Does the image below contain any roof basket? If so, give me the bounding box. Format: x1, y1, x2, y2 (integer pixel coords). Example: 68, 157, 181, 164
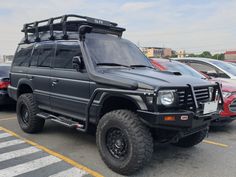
22, 14, 124, 43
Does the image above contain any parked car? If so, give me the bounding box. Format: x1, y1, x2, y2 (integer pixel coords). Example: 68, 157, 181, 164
176, 58, 236, 85
0, 64, 14, 105
8, 14, 223, 175
225, 60, 236, 67
151, 58, 236, 126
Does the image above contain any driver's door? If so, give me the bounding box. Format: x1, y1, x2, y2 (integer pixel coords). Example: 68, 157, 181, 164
50, 41, 90, 120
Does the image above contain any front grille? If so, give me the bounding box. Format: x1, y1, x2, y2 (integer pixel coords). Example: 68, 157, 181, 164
229, 100, 236, 112
178, 87, 210, 111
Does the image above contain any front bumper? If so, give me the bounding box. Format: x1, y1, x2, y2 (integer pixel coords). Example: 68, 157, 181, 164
211, 116, 236, 126
137, 110, 218, 130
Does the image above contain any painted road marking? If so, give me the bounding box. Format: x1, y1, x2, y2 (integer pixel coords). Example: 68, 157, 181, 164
0, 139, 24, 149
0, 126, 103, 177
49, 167, 88, 177
0, 117, 16, 121
0, 155, 61, 177
0, 132, 12, 139
203, 140, 228, 148
0, 146, 41, 162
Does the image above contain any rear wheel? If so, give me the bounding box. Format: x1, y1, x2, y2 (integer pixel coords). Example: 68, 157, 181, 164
172, 129, 208, 148
96, 110, 153, 175
17, 93, 45, 133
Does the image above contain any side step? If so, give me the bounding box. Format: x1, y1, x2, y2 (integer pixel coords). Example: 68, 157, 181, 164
37, 112, 86, 132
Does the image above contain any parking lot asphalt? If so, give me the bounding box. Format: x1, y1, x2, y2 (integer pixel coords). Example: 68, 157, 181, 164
0, 105, 236, 177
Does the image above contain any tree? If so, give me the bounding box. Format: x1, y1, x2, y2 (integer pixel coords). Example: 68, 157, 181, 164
199, 51, 212, 58
212, 53, 224, 60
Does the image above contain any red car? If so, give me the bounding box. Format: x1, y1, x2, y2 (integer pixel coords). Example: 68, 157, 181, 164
150, 58, 236, 126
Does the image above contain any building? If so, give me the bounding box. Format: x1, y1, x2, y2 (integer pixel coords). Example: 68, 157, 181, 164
177, 50, 186, 58
140, 47, 172, 58
2, 55, 14, 63
225, 51, 236, 60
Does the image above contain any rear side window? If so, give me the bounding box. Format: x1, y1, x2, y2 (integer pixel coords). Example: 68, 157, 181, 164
30, 42, 55, 67
13, 43, 34, 67
54, 41, 81, 69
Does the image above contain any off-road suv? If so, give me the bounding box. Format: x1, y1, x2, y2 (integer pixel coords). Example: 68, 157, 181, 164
9, 14, 223, 175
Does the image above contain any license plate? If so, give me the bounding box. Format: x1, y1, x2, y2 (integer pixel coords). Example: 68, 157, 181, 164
203, 101, 218, 114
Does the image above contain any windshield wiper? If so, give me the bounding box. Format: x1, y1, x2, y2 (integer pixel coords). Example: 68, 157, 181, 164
97, 63, 130, 68
130, 64, 154, 69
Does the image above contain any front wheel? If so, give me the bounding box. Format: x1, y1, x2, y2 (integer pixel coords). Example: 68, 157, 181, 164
172, 129, 208, 148
96, 110, 153, 175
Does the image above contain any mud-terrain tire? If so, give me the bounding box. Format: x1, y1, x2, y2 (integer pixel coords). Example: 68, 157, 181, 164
96, 109, 153, 175
172, 129, 208, 148
17, 93, 45, 133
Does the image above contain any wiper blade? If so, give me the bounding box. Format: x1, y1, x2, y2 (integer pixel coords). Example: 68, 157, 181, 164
97, 63, 130, 68
130, 64, 154, 69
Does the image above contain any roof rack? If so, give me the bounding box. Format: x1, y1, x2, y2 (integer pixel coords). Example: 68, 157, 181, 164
22, 14, 125, 43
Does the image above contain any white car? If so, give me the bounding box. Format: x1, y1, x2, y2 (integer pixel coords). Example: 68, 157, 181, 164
176, 57, 236, 85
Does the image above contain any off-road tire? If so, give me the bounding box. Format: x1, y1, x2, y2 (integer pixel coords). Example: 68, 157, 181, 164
172, 129, 208, 148
17, 93, 45, 133
96, 109, 153, 175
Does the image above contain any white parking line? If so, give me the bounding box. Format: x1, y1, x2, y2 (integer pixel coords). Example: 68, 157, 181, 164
0, 133, 12, 139
49, 167, 88, 177
0, 155, 61, 177
0, 139, 24, 149
0, 146, 41, 162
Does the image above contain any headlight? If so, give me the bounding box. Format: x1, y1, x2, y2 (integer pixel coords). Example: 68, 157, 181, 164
222, 91, 231, 98
157, 90, 175, 106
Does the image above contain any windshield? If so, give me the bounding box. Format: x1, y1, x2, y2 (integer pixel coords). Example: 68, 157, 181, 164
85, 33, 153, 68
0, 65, 10, 77
210, 60, 236, 76
229, 62, 236, 67
158, 61, 206, 79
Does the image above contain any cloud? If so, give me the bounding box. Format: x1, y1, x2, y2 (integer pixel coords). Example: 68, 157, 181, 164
0, 0, 235, 55
121, 2, 155, 12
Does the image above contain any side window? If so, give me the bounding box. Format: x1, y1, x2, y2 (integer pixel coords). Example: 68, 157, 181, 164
189, 62, 229, 78
54, 41, 82, 69
30, 43, 55, 67
189, 62, 217, 74
13, 43, 34, 67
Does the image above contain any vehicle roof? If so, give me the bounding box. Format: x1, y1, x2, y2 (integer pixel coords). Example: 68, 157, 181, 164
175, 57, 219, 62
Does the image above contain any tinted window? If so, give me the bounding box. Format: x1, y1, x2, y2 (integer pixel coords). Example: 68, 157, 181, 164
30, 43, 55, 67
0, 65, 10, 77
210, 60, 236, 76
13, 44, 33, 67
54, 41, 81, 69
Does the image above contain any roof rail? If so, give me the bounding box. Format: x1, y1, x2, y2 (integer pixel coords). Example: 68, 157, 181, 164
22, 14, 124, 43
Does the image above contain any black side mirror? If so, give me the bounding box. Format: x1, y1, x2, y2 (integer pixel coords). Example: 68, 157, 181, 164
72, 56, 83, 71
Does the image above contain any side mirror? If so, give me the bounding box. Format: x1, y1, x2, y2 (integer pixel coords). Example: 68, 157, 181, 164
72, 56, 83, 71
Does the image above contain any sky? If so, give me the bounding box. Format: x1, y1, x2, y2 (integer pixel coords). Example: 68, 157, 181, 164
0, 0, 236, 55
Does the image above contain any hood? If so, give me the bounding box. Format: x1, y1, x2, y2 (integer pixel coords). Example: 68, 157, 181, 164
101, 68, 212, 89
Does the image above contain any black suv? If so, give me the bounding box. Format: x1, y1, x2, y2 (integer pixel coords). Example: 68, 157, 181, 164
9, 14, 223, 175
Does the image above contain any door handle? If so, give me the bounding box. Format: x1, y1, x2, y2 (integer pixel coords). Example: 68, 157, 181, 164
52, 79, 59, 86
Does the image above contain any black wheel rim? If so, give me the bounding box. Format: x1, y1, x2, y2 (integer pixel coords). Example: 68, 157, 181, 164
20, 104, 30, 125
106, 128, 129, 159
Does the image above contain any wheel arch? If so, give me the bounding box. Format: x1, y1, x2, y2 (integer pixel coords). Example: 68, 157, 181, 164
17, 79, 33, 98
